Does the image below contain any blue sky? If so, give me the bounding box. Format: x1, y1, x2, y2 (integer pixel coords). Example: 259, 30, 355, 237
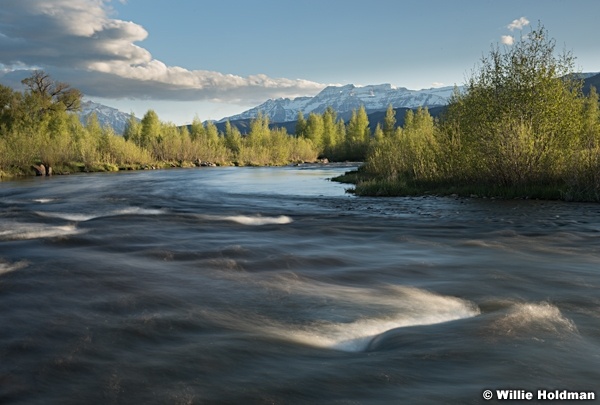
1, 0, 599, 124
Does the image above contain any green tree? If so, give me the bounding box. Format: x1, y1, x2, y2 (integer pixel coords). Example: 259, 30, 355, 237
365, 107, 438, 181
140, 109, 161, 149
345, 106, 371, 160
383, 104, 396, 138
322, 107, 339, 154
21, 70, 82, 116
247, 113, 270, 147
204, 121, 220, 145
373, 123, 384, 142
580, 86, 600, 149
224, 120, 242, 156
295, 111, 307, 138
0, 84, 22, 131
189, 116, 206, 142
441, 23, 584, 185
306, 112, 324, 150
123, 113, 142, 145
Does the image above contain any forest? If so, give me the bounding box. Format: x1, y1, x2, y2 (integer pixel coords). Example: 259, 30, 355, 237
1, 26, 599, 201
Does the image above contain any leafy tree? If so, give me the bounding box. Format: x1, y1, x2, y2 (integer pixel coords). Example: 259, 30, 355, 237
580, 86, 600, 149
345, 106, 371, 160
305, 112, 324, 150
0, 84, 22, 131
373, 123, 385, 142
204, 120, 220, 145
123, 113, 142, 145
295, 111, 307, 138
322, 107, 339, 153
224, 120, 242, 156
189, 116, 206, 141
140, 109, 161, 149
383, 104, 396, 138
365, 107, 438, 181
21, 70, 82, 116
441, 23, 584, 185
247, 113, 270, 147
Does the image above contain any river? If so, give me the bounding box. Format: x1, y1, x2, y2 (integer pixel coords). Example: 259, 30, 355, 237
1, 164, 599, 404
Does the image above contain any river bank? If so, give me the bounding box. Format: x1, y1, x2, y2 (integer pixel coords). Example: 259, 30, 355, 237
332, 166, 600, 202
0, 157, 334, 181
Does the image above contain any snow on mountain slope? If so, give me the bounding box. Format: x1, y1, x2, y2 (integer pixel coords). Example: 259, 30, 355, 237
219, 83, 456, 123
78, 100, 137, 134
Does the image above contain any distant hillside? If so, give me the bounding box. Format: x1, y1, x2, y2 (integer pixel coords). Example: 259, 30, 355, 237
583, 72, 600, 95
212, 106, 448, 135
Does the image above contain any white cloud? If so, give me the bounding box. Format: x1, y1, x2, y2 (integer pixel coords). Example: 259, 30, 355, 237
431, 82, 445, 88
507, 17, 530, 31
501, 35, 515, 45
0, 0, 325, 103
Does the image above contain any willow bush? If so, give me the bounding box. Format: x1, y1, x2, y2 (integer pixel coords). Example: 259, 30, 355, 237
353, 24, 600, 201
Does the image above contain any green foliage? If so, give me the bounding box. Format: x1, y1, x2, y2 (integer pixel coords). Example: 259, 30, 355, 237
140, 109, 161, 149
322, 107, 340, 154
441, 24, 584, 184
345, 106, 371, 160
351, 24, 600, 201
0, 84, 23, 130
0, 71, 320, 177
236, 114, 318, 166
305, 113, 324, 150
21, 70, 82, 115
383, 104, 396, 138
224, 121, 242, 156
123, 113, 141, 144
365, 107, 438, 181
295, 111, 307, 138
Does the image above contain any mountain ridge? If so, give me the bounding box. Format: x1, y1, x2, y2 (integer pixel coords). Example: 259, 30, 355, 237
78, 100, 138, 134
218, 83, 456, 123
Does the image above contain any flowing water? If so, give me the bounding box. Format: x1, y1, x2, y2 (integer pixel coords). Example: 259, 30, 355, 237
1, 164, 599, 404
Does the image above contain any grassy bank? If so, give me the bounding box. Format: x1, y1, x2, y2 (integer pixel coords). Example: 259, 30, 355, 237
333, 167, 599, 202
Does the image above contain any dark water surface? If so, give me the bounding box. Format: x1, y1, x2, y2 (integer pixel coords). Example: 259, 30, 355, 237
1, 165, 599, 404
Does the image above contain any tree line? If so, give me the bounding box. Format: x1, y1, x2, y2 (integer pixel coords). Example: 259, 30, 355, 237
0, 71, 380, 178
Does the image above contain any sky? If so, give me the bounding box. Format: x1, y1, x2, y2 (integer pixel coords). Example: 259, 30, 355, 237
1, 0, 599, 124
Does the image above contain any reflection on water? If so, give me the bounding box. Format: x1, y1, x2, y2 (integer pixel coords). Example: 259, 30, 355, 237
1, 164, 599, 404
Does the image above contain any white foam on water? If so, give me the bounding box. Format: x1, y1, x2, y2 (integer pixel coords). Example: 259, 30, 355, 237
259, 282, 479, 352
201, 214, 293, 226
35, 207, 165, 222
37, 212, 99, 222
491, 302, 578, 338
0, 260, 28, 275
285, 309, 476, 352
113, 207, 165, 216
33, 198, 55, 203
0, 223, 82, 240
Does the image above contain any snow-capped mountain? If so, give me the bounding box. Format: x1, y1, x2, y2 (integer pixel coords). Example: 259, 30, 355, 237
219, 83, 456, 123
78, 100, 137, 134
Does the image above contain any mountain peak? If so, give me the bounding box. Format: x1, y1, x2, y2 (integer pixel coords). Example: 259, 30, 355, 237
78, 100, 138, 134
219, 83, 455, 123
